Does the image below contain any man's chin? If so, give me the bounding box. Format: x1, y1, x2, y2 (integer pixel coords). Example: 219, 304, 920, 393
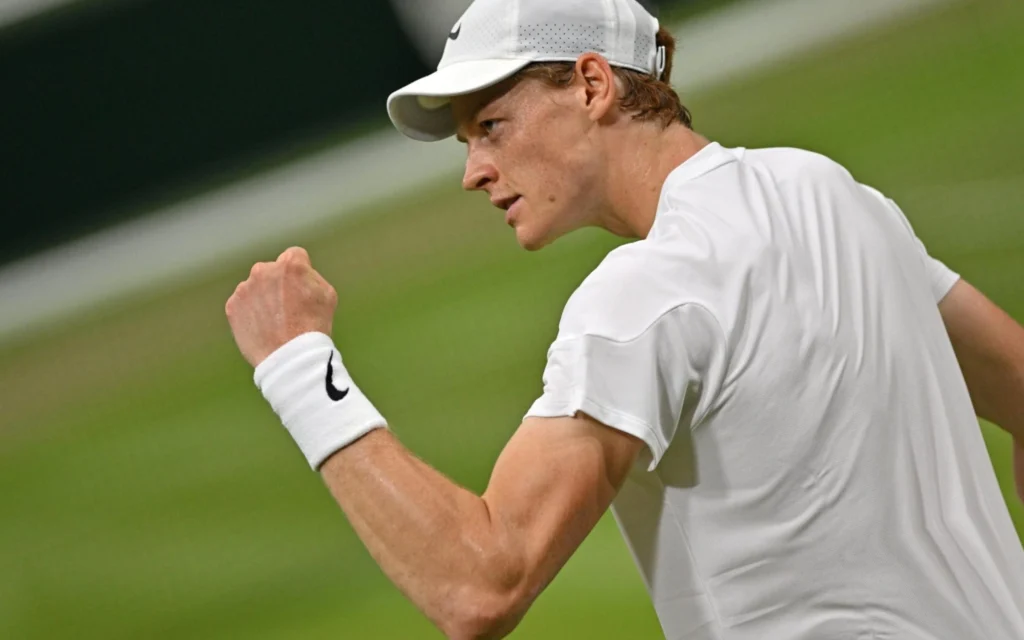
515, 226, 550, 252
514, 221, 569, 251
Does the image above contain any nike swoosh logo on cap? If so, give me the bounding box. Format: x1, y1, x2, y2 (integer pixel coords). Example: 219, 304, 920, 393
448, 23, 461, 40
325, 351, 350, 402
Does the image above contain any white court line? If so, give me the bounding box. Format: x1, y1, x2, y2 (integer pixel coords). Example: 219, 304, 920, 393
0, 0, 88, 29
0, 0, 954, 345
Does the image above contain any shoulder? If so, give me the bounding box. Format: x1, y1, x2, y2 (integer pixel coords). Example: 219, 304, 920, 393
658, 145, 860, 216
744, 146, 855, 182
558, 243, 646, 341
558, 240, 719, 343
748, 148, 902, 215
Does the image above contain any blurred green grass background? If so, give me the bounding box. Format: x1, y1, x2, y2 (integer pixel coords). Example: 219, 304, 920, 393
2, 1, 1023, 637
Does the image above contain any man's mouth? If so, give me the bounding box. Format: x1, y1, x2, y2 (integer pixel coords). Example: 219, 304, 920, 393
492, 194, 520, 211
492, 195, 522, 226
504, 196, 522, 226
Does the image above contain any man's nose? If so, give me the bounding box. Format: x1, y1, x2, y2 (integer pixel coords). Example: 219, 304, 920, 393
462, 151, 497, 192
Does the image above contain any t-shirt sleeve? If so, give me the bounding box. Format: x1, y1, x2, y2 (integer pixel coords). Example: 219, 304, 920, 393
525, 302, 723, 471
862, 184, 960, 302
921, 246, 961, 303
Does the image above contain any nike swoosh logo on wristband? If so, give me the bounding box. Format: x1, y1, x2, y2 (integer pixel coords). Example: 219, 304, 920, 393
325, 351, 350, 402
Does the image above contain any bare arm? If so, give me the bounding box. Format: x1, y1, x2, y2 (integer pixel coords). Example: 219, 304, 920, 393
939, 279, 1024, 438
225, 247, 644, 638
319, 415, 644, 640
939, 279, 1024, 499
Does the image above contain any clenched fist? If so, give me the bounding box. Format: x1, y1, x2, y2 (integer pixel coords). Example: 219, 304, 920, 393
226, 247, 338, 368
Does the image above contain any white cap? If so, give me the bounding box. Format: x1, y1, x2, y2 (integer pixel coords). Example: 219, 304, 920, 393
387, 0, 664, 142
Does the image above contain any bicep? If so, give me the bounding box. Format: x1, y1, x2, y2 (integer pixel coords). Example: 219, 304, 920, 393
939, 279, 1024, 436
482, 415, 643, 601
939, 279, 1024, 369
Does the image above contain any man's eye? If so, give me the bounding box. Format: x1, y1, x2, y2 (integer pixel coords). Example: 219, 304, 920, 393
480, 119, 497, 134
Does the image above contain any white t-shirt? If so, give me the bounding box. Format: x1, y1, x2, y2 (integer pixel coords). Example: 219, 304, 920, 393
526, 143, 1024, 639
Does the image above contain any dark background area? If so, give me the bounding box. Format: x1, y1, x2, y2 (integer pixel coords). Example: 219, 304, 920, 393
0, 0, 679, 267
0, 0, 431, 265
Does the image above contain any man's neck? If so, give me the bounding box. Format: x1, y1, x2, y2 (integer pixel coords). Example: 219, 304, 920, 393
600, 124, 709, 239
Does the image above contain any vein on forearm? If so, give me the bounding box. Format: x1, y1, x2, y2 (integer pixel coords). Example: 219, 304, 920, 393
319, 430, 521, 622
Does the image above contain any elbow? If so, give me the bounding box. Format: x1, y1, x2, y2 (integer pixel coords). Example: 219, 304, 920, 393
433, 524, 534, 639
437, 585, 530, 640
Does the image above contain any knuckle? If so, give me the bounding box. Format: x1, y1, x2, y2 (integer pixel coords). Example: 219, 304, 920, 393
226, 280, 250, 310
323, 287, 338, 308
279, 246, 309, 263
251, 261, 283, 280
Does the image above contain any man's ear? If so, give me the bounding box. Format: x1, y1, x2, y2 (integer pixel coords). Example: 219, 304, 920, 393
573, 53, 618, 122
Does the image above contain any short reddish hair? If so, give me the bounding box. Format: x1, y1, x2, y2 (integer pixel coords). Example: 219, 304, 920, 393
515, 27, 692, 129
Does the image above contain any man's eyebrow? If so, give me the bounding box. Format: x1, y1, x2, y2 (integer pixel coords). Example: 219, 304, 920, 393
455, 105, 489, 145
454, 90, 506, 144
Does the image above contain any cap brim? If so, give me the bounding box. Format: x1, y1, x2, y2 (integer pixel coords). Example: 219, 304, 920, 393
387, 58, 532, 142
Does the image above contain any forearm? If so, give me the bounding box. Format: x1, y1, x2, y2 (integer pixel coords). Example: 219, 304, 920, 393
319, 429, 524, 639
242, 328, 524, 636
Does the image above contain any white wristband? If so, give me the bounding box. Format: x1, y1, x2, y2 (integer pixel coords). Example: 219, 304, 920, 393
254, 332, 387, 470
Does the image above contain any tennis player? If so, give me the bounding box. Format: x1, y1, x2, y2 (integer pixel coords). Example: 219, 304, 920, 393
226, 0, 1024, 637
